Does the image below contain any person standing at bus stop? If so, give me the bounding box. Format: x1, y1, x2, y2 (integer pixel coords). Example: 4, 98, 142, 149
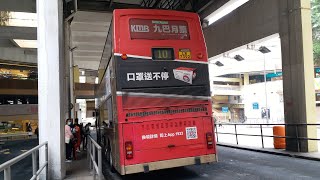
73, 118, 81, 153
65, 119, 73, 162
83, 122, 91, 150
27, 122, 32, 137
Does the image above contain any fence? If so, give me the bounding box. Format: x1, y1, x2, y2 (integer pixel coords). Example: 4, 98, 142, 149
87, 135, 103, 180
0, 141, 48, 180
215, 123, 320, 152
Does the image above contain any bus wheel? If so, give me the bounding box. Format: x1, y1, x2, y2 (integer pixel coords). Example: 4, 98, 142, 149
107, 145, 116, 173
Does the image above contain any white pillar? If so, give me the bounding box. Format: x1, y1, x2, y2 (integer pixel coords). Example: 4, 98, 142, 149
37, 0, 66, 179
65, 19, 75, 119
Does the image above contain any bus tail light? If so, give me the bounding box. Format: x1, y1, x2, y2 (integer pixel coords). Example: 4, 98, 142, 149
197, 53, 203, 59
121, 54, 128, 60
206, 132, 213, 149
125, 141, 133, 159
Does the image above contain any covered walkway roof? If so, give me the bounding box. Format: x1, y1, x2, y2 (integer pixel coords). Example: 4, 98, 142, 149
0, 0, 219, 71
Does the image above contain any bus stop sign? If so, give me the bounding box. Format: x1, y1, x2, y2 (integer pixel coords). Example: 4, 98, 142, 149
253, 102, 259, 110
222, 107, 228, 113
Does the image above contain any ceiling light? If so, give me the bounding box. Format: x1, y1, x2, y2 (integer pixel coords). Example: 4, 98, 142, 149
234, 55, 245, 61
13, 39, 37, 48
258, 46, 271, 54
215, 61, 224, 67
205, 0, 249, 25
223, 53, 245, 61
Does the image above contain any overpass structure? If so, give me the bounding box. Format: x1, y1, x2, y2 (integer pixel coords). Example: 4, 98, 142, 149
0, 0, 317, 179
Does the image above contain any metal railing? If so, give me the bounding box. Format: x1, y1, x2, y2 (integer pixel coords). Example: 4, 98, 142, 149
215, 123, 320, 152
87, 135, 103, 180
0, 141, 48, 180
0, 133, 36, 141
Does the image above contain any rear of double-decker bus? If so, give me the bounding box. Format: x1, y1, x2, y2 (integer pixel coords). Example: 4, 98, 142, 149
105, 9, 217, 175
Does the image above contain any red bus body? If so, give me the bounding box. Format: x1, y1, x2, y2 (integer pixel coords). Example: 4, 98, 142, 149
96, 9, 217, 175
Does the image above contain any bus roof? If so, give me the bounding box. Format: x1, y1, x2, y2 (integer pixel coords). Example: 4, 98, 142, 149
112, 9, 208, 62
114, 9, 200, 20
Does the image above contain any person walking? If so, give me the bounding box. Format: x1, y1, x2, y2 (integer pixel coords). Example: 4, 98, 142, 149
65, 119, 73, 162
27, 122, 33, 137
74, 119, 81, 153
83, 123, 91, 150
79, 123, 84, 149
35, 127, 39, 139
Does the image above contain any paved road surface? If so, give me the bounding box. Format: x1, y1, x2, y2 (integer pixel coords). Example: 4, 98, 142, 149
2, 139, 320, 180
109, 146, 320, 180
0, 139, 38, 180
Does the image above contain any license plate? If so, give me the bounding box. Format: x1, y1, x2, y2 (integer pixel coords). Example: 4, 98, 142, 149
179, 49, 191, 60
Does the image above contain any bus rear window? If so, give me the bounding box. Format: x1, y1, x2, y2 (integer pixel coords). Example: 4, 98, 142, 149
129, 18, 190, 40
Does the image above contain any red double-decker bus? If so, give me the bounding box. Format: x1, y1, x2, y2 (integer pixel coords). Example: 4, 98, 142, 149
96, 9, 217, 175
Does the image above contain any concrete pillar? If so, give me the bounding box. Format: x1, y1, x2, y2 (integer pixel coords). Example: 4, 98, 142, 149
243, 73, 249, 85
65, 20, 71, 119
71, 65, 78, 119
280, 0, 317, 152
37, 0, 66, 179
65, 20, 76, 119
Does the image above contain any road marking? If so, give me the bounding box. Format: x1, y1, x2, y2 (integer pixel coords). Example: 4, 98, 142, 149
21, 150, 28, 152
4, 152, 10, 155
0, 149, 10, 153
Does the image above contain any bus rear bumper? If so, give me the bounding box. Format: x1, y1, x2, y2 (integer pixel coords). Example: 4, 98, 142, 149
122, 154, 217, 175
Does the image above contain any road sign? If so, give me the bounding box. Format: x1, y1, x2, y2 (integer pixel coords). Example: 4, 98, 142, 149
253, 102, 259, 110
222, 107, 229, 113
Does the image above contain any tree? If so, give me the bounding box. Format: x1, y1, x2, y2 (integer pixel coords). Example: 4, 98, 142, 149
0, 11, 10, 26
312, 0, 320, 65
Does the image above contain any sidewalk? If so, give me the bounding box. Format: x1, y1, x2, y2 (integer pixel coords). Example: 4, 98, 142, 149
65, 151, 103, 180
218, 142, 320, 161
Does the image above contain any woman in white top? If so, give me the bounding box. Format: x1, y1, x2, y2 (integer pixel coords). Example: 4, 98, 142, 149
65, 119, 73, 162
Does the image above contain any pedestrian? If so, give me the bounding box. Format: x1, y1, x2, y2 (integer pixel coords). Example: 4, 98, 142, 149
83, 123, 91, 150
35, 127, 39, 139
65, 119, 73, 162
27, 122, 32, 137
79, 123, 84, 149
74, 119, 81, 153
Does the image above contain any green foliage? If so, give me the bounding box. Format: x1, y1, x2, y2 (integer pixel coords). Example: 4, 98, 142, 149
312, 0, 320, 65
314, 40, 320, 65
0, 11, 10, 26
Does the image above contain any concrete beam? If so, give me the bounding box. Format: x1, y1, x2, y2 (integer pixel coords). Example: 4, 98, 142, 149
77, 1, 140, 12
72, 11, 112, 23
73, 51, 101, 57
74, 56, 100, 61
0, 39, 15, 47
0, 26, 37, 40
0, 0, 36, 13
74, 55, 100, 59
71, 30, 107, 37
70, 24, 109, 32
74, 44, 104, 52
75, 60, 100, 70
72, 35, 107, 44
203, 0, 279, 58
72, 43, 104, 52
0, 47, 37, 64
200, 0, 228, 20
